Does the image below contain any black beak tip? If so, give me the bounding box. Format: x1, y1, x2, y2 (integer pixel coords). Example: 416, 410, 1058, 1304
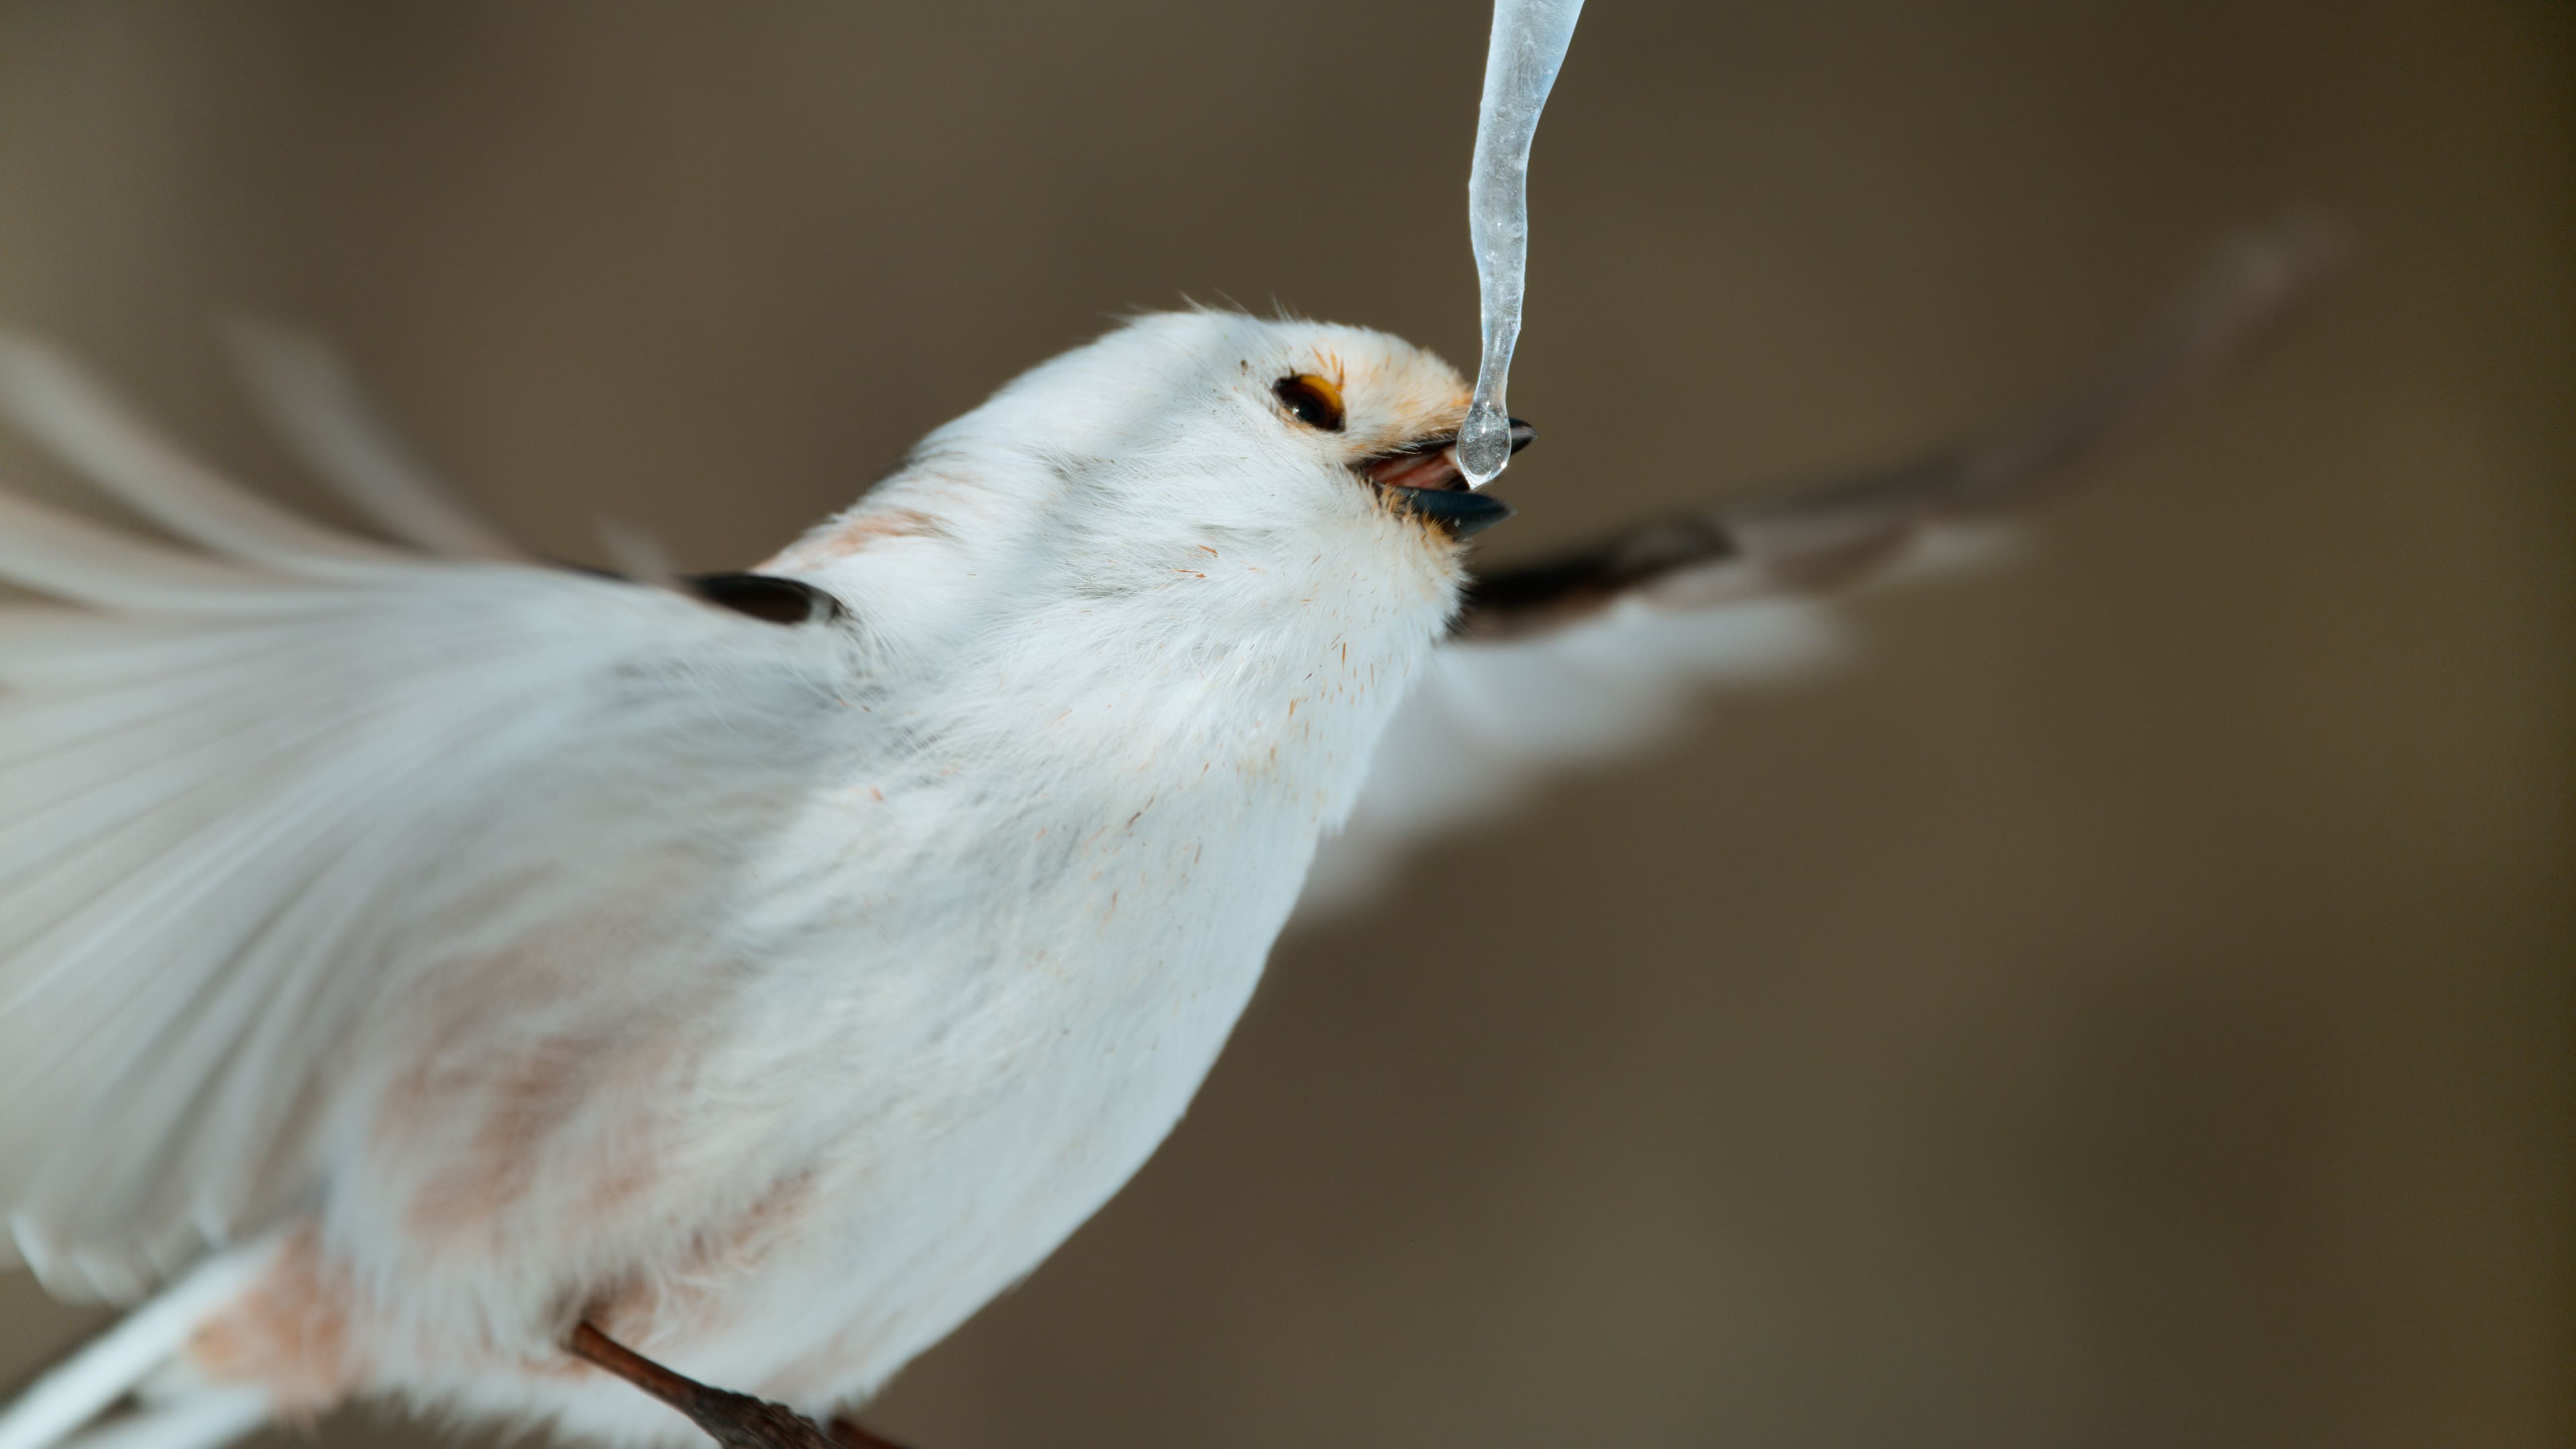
1390, 485, 1515, 539
1507, 417, 1537, 453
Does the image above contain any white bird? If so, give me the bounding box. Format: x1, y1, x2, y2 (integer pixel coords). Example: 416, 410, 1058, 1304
0, 228, 2326, 1449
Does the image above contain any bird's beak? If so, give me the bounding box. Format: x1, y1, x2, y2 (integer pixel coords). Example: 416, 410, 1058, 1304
1362, 419, 1535, 540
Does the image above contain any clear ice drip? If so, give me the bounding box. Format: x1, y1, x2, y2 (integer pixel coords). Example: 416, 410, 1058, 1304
1457, 0, 1585, 488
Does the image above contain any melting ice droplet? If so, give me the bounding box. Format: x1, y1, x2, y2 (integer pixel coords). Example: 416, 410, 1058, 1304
1457, 0, 1585, 488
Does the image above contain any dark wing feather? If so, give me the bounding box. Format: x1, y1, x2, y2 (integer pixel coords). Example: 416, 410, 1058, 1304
1301, 219, 2343, 916
1454, 217, 2345, 641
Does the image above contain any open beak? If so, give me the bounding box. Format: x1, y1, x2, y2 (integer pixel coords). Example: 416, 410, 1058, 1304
1362, 418, 1536, 539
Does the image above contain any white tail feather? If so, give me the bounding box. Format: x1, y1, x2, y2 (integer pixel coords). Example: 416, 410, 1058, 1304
0, 1240, 278, 1449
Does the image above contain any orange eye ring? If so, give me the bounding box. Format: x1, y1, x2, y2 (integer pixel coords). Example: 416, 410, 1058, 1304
1273, 373, 1346, 432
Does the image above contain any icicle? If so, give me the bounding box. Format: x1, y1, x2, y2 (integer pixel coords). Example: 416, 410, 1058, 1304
1457, 0, 1585, 488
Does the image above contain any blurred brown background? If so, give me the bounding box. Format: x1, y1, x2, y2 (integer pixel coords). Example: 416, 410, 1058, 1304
0, 2, 2565, 1446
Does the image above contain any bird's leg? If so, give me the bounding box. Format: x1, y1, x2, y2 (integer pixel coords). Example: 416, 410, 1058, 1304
566, 1322, 915, 1449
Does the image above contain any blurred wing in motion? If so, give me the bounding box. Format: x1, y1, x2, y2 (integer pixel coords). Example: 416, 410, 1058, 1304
219, 319, 530, 564
0, 335, 858, 1301
1301, 220, 2342, 914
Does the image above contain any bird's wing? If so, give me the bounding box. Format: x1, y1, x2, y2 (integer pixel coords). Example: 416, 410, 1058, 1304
0, 333, 861, 1301
1301, 221, 2340, 915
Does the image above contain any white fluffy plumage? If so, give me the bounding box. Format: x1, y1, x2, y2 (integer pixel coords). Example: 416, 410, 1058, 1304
0, 312, 1603, 1448
0, 223, 2324, 1449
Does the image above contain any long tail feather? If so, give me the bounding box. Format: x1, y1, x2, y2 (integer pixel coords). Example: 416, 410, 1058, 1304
0, 1242, 276, 1449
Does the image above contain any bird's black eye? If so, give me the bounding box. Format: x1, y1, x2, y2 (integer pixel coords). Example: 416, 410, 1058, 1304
1273, 373, 1346, 432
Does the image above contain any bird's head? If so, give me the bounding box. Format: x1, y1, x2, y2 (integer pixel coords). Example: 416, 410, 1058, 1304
767, 311, 1532, 663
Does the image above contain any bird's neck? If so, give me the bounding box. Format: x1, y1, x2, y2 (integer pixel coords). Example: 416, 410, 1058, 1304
772, 496, 1460, 835
944, 589, 1440, 837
